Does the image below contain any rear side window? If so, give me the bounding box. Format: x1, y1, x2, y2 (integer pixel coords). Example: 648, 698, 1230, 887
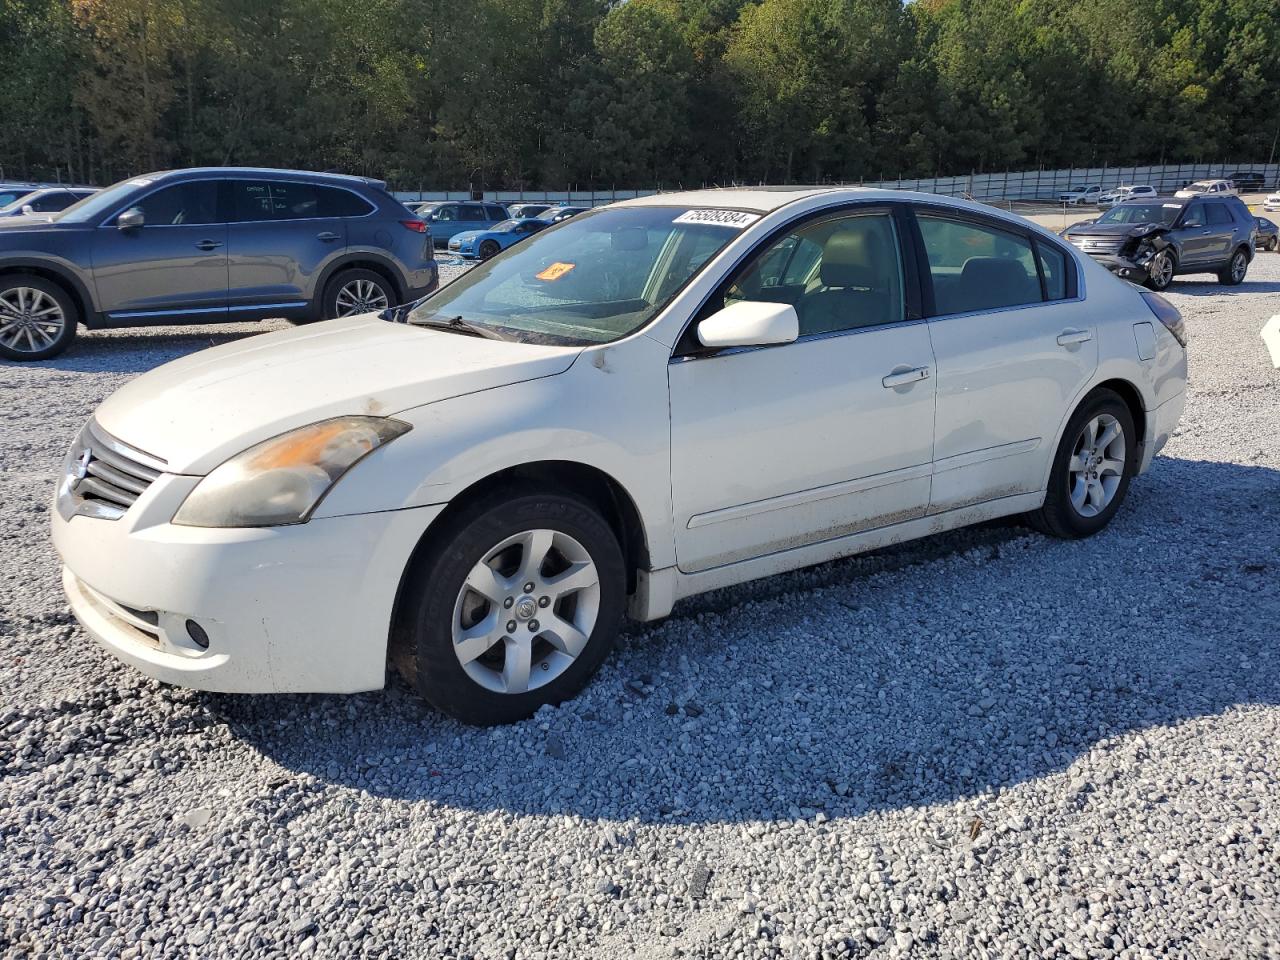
460, 205, 487, 222
1206, 204, 1233, 226
232, 180, 321, 221
317, 187, 373, 218
1035, 242, 1069, 301
918, 215, 1041, 314
486, 205, 507, 220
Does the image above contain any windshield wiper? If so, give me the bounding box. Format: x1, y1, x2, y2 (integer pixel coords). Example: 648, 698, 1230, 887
406, 314, 511, 341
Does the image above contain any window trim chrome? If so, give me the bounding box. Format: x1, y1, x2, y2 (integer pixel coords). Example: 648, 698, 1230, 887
96, 175, 378, 228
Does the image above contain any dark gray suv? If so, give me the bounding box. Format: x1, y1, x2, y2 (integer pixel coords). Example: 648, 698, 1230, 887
0, 167, 438, 361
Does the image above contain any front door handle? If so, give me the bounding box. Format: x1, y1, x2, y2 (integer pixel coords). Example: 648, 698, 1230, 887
194, 239, 222, 251
316, 232, 340, 242
881, 366, 931, 389
1056, 329, 1093, 347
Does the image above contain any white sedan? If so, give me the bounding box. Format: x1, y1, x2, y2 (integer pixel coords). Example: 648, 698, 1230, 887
1058, 185, 1103, 206
1265, 192, 1280, 212
52, 188, 1188, 724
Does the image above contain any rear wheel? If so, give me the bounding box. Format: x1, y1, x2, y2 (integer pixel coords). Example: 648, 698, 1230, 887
1218, 247, 1249, 285
0, 274, 78, 361
322, 268, 396, 320
1144, 250, 1175, 291
1030, 389, 1136, 539
395, 488, 626, 725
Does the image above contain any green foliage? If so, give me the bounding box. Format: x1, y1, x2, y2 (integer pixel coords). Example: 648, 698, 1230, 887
3, 0, 1277, 188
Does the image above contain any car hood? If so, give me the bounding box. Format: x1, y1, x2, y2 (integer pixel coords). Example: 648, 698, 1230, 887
1066, 220, 1167, 238
94, 314, 581, 474
449, 230, 486, 243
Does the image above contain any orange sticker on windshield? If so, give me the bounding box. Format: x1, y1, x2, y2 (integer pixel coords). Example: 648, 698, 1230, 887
536, 262, 576, 281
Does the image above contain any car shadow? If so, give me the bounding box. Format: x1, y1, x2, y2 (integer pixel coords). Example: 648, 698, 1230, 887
2, 322, 285, 375
209, 456, 1280, 825
1168, 277, 1280, 296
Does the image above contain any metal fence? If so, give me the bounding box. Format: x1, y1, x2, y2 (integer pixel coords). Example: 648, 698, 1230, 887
396, 162, 1279, 206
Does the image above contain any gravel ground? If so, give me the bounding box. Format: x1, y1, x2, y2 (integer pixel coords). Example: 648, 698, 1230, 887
2, 255, 1279, 960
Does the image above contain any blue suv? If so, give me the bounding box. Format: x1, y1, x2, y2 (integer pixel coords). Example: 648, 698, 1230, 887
0, 167, 438, 361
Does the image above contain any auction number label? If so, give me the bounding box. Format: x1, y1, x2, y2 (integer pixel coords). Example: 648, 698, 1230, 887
672, 209, 760, 228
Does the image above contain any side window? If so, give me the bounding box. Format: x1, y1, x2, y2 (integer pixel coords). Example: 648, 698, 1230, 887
725, 211, 904, 336
460, 206, 487, 222
230, 181, 320, 221
1035, 242, 1069, 301
31, 193, 66, 211
918, 215, 1041, 314
1205, 204, 1232, 226
130, 181, 219, 226
435, 205, 458, 222
1181, 204, 1205, 228
317, 187, 373, 218
487, 205, 507, 220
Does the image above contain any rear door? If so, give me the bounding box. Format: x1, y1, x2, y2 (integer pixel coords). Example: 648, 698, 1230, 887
1203, 202, 1236, 262
913, 208, 1097, 513
91, 179, 228, 322
226, 178, 348, 315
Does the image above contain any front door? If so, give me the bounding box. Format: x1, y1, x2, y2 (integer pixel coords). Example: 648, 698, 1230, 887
669, 208, 937, 573
1172, 201, 1215, 266
915, 210, 1098, 513
91, 180, 228, 322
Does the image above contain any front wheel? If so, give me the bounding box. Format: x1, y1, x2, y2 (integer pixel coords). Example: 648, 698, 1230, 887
1218, 248, 1249, 285
1144, 250, 1175, 291
395, 489, 626, 725
478, 240, 501, 260
1266, 237, 1277, 252
0, 275, 79, 361
1029, 389, 1136, 539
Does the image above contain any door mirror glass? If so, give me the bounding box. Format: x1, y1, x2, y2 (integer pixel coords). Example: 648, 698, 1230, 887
697, 300, 799, 348
21, 204, 34, 215
117, 207, 145, 230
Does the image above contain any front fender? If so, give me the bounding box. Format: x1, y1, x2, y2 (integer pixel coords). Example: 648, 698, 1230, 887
0, 252, 99, 320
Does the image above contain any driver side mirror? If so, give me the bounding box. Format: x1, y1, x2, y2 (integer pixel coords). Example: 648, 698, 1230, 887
20, 204, 34, 216
117, 207, 145, 231
698, 300, 799, 349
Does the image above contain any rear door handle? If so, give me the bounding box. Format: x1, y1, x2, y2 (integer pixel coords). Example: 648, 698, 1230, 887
316, 232, 340, 242
1056, 329, 1092, 347
881, 366, 931, 389
194, 239, 222, 251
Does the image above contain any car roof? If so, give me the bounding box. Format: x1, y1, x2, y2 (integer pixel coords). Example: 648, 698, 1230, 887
142, 167, 388, 190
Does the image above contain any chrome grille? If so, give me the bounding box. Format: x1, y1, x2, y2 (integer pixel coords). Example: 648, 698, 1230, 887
61, 422, 166, 520
1070, 236, 1126, 255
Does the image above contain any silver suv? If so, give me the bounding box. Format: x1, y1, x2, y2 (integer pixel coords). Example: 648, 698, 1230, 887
0, 167, 438, 361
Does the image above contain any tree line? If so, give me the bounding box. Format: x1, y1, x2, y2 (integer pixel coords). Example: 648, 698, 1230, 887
2, 0, 1277, 191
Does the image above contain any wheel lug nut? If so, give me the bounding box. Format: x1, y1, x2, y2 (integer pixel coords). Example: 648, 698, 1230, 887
503, 597, 514, 609
506, 620, 517, 633
523, 582, 535, 593
528, 619, 540, 632
538, 596, 550, 608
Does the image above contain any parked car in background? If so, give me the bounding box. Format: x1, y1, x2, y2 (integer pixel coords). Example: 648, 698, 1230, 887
447, 217, 549, 260
1228, 171, 1266, 192
538, 205, 589, 224
1058, 185, 1102, 206
507, 203, 552, 219
1175, 179, 1236, 198
1097, 185, 1156, 208
0, 183, 41, 208
417, 200, 510, 247
1264, 190, 1280, 212
51, 187, 1187, 724
0, 167, 437, 361
1063, 194, 1255, 290
1255, 217, 1278, 251
0, 186, 97, 218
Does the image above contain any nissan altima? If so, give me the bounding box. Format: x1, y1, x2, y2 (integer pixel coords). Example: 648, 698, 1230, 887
52, 188, 1187, 724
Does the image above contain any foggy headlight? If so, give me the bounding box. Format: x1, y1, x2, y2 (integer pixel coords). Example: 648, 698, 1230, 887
173, 417, 410, 528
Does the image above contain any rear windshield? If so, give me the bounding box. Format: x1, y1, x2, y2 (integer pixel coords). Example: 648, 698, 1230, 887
1097, 203, 1181, 226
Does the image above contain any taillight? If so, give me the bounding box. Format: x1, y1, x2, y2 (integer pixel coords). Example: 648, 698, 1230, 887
400, 219, 429, 234
1140, 290, 1187, 347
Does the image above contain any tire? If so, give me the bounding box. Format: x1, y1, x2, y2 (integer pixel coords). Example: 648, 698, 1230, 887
1217, 247, 1249, 285
0, 274, 79, 361
395, 488, 626, 725
1143, 250, 1175, 291
1029, 389, 1136, 540
321, 268, 397, 320
1266, 237, 1277, 252
478, 240, 500, 260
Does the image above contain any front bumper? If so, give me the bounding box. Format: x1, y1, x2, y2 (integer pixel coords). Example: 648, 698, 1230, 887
1083, 252, 1153, 282
52, 473, 445, 693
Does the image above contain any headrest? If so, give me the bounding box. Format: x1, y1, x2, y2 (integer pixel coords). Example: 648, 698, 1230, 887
959, 257, 1035, 290
820, 225, 886, 288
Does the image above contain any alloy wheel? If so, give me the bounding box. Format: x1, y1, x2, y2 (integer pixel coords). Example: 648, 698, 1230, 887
0, 286, 66, 354
1068, 413, 1126, 518
451, 528, 601, 695
1231, 251, 1247, 282
333, 278, 390, 316
1151, 252, 1174, 288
